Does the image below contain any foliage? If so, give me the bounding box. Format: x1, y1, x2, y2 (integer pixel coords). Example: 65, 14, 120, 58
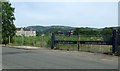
53, 30, 61, 34
73, 28, 100, 35
2, 2, 16, 45
28, 26, 75, 35
100, 27, 113, 35
0, 2, 2, 43
11, 36, 51, 47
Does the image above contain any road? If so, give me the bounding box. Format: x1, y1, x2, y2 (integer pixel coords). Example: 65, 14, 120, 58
2, 46, 118, 69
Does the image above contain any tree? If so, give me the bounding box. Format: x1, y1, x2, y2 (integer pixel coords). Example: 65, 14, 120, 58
100, 27, 113, 35
73, 28, 100, 35
0, 2, 2, 43
2, 2, 16, 45
53, 30, 60, 34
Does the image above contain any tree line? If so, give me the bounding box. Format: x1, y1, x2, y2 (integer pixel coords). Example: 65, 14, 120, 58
73, 27, 120, 36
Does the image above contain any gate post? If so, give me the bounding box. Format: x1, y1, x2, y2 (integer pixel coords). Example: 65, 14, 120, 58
51, 33, 55, 49
112, 29, 118, 53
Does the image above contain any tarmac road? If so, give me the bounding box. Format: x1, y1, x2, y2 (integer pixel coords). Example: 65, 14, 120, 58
2, 46, 118, 69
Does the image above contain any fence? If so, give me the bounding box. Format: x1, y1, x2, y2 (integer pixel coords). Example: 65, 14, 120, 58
8, 29, 120, 54
51, 30, 119, 53
8, 35, 51, 47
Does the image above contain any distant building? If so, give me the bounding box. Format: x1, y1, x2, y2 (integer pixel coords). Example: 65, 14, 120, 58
65, 30, 74, 36
16, 27, 36, 37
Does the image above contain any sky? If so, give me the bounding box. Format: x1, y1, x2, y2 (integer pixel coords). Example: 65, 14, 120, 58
11, 2, 118, 28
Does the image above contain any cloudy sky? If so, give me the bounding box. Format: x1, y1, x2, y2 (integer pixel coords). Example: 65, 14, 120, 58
11, 2, 118, 28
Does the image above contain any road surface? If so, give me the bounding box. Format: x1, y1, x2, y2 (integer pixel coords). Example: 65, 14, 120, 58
2, 46, 118, 69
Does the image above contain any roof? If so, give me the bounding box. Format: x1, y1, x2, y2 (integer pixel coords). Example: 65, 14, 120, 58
17, 28, 21, 31
17, 27, 35, 31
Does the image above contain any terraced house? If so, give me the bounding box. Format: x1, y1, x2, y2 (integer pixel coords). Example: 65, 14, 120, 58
16, 27, 36, 37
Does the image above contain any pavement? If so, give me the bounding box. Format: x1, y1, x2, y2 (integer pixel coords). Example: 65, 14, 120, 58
7, 46, 40, 50
2, 46, 118, 69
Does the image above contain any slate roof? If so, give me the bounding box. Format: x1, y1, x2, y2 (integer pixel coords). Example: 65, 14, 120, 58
17, 27, 34, 31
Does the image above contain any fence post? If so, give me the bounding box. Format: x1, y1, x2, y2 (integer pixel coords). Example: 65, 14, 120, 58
22, 35, 24, 46
51, 33, 55, 49
33, 35, 35, 46
41, 32, 43, 47
15, 35, 16, 44
112, 29, 118, 53
78, 33, 79, 51
9, 36, 10, 44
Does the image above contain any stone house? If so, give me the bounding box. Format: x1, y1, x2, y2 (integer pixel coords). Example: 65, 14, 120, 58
16, 27, 36, 37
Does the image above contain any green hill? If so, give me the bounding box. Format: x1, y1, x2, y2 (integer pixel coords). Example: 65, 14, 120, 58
28, 25, 75, 35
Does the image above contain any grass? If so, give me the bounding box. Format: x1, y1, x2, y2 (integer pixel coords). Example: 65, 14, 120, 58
10, 36, 51, 47
54, 43, 112, 53
55, 35, 104, 41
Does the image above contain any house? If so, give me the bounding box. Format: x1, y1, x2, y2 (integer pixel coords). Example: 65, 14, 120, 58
65, 30, 74, 36
16, 27, 36, 37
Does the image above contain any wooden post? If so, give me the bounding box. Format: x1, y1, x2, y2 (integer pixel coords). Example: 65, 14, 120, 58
112, 29, 118, 53
51, 33, 55, 49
